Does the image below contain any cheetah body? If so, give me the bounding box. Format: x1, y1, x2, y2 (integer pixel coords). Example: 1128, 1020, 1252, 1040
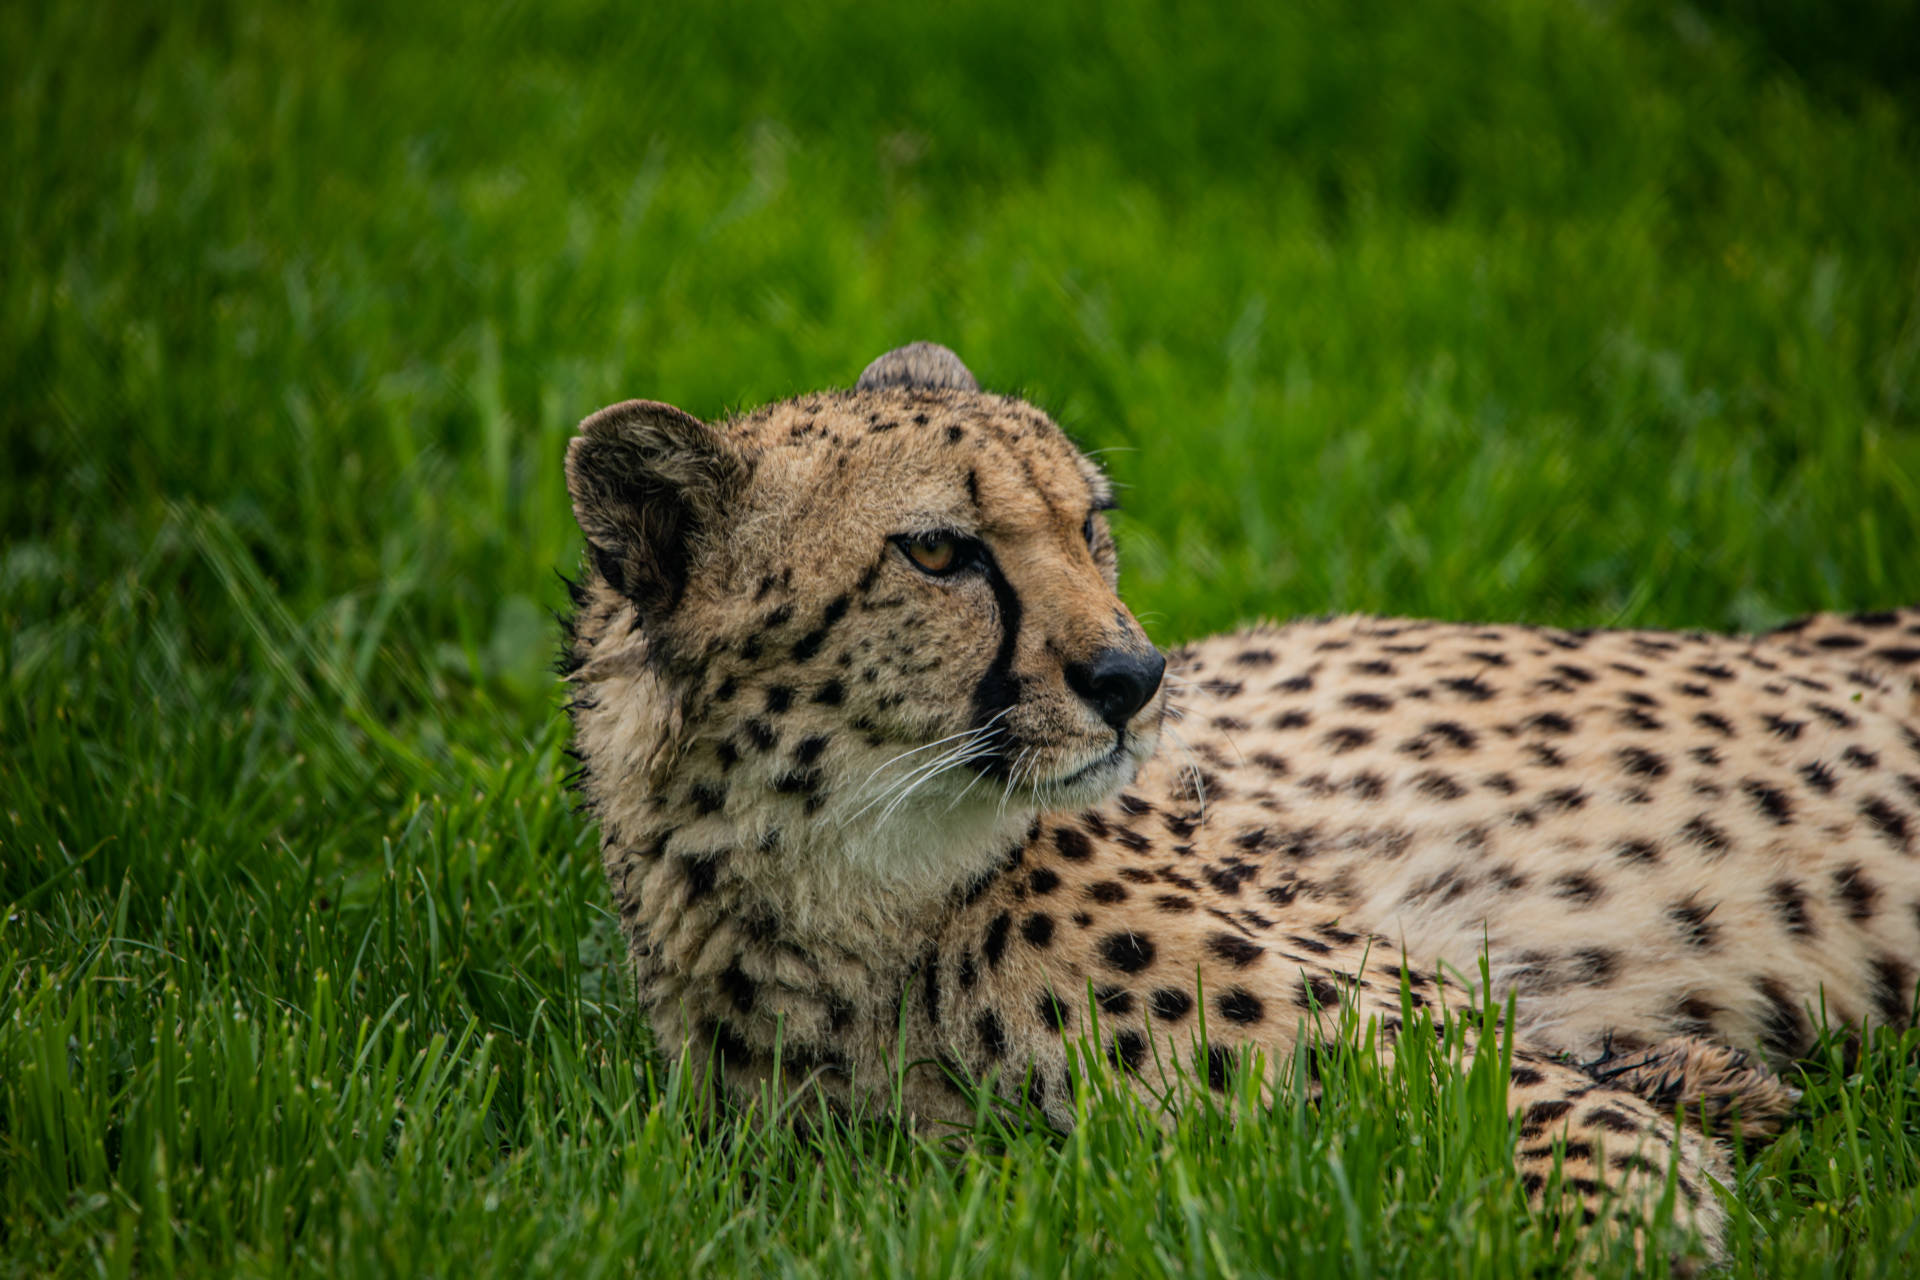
560, 344, 1920, 1254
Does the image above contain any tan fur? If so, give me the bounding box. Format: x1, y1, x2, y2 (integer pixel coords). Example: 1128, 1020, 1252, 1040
561, 345, 1920, 1258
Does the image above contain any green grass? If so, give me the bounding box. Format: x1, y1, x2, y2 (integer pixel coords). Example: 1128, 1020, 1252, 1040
5, 0, 1920, 1274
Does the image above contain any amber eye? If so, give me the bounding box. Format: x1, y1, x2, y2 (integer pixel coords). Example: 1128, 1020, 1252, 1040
905, 534, 959, 574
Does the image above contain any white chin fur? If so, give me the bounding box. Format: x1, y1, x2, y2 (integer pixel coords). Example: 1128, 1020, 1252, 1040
822, 733, 1151, 900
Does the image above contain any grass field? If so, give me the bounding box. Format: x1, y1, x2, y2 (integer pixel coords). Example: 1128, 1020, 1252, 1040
6, 0, 1920, 1274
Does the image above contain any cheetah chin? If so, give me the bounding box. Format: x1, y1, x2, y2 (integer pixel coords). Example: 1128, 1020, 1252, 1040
560, 340, 1920, 1261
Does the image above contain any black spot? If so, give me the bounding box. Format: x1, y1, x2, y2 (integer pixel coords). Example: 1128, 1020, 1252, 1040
1153, 894, 1194, 913
1668, 898, 1719, 949
1833, 864, 1880, 920
1680, 815, 1733, 856
1086, 880, 1129, 904
1273, 710, 1312, 730
1617, 747, 1668, 778
811, 679, 845, 706
715, 740, 740, 771
1107, 1030, 1148, 1073
1521, 1099, 1573, 1134
1861, 797, 1912, 853
1847, 745, 1885, 769
946, 425, 965, 444
1055, 828, 1093, 861
1022, 913, 1055, 948
1690, 663, 1736, 681
1343, 692, 1394, 712
687, 855, 721, 905
691, 781, 727, 815
1029, 867, 1060, 895
1275, 673, 1315, 693
1296, 974, 1341, 1011
1205, 1044, 1234, 1091
1038, 991, 1070, 1032
1096, 986, 1136, 1016
1769, 879, 1815, 936
1811, 703, 1858, 729
743, 719, 780, 753
1614, 838, 1661, 864
1742, 778, 1795, 825
976, 1010, 1006, 1058
1441, 676, 1496, 701
1694, 712, 1735, 737
1762, 713, 1806, 741
1526, 743, 1567, 769
719, 960, 757, 1014
1207, 932, 1265, 968
1570, 948, 1618, 985
919, 954, 941, 1026
1553, 872, 1603, 905
772, 768, 821, 796
763, 685, 793, 714
1511, 1064, 1544, 1087
1553, 664, 1596, 684
1100, 932, 1156, 973
983, 913, 1012, 967
1541, 786, 1587, 811
1325, 726, 1374, 752
1414, 770, 1468, 801
1875, 647, 1920, 664
1755, 977, 1808, 1058
1203, 861, 1260, 896
1617, 707, 1663, 731
1150, 988, 1193, 1022
1585, 1107, 1641, 1135
1799, 761, 1838, 794
1871, 956, 1915, 1025
1217, 988, 1265, 1024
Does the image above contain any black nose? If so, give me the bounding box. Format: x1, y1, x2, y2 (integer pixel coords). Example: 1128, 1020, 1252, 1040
1065, 647, 1166, 731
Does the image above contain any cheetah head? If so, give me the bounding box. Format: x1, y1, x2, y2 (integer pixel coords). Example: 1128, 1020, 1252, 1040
562, 343, 1165, 899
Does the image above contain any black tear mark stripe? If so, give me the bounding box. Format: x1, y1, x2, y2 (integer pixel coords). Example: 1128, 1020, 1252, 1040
968, 543, 1026, 772
792, 594, 851, 662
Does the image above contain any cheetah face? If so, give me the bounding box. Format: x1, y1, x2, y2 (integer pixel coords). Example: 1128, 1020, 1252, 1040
563, 345, 1165, 879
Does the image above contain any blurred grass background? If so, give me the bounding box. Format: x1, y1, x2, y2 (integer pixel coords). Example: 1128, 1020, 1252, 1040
4, 1, 1919, 1275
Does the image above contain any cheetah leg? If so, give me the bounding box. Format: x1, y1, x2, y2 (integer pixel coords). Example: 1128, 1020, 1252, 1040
1576, 1035, 1801, 1143
1503, 1045, 1730, 1259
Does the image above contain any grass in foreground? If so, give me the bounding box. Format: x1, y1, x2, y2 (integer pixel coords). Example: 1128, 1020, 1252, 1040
5, 0, 1920, 1274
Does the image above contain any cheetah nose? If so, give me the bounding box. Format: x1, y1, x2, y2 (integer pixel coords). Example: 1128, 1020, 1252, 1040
1066, 648, 1167, 731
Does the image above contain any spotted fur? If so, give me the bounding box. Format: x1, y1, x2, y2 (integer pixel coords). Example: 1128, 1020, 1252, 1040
561, 344, 1920, 1258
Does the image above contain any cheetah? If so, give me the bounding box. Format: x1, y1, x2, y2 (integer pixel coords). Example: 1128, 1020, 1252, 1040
560, 342, 1920, 1256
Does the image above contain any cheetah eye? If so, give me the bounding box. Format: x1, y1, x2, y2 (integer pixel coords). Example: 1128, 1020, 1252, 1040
895, 532, 971, 576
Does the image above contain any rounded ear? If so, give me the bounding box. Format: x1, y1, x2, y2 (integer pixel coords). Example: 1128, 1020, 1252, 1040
565, 399, 748, 614
856, 342, 979, 392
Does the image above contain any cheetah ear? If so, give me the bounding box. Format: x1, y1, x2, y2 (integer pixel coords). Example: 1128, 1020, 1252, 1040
566, 399, 748, 614
856, 342, 979, 393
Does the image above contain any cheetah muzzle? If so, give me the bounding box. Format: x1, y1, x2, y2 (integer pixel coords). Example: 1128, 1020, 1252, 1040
560, 342, 1920, 1261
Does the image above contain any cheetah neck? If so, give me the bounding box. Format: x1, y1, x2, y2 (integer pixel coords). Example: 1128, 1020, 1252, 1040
572, 651, 1042, 968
